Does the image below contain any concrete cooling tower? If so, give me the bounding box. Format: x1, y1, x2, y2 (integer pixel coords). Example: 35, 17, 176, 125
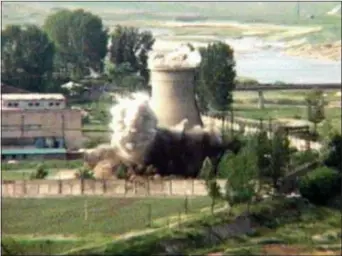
150, 67, 203, 130
148, 44, 203, 130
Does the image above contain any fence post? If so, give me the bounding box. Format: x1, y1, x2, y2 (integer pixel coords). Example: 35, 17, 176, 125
178, 212, 181, 228
58, 178, 62, 194
147, 178, 150, 196
162, 180, 165, 197
169, 179, 172, 195
147, 204, 152, 228
268, 117, 273, 137
80, 177, 85, 195
192, 179, 195, 195
102, 174, 106, 194
84, 199, 88, 221
259, 118, 264, 131
22, 180, 27, 195
124, 179, 127, 196
93, 179, 96, 194
184, 196, 188, 214
134, 181, 137, 195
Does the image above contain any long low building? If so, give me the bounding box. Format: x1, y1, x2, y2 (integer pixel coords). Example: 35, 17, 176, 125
1, 93, 83, 160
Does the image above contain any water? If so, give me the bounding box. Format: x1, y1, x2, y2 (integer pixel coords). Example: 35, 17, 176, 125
148, 28, 341, 84
235, 50, 341, 84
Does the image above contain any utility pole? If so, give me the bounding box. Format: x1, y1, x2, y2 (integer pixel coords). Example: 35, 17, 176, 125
296, 1, 300, 21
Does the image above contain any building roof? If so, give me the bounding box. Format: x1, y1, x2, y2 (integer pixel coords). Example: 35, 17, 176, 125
1, 93, 65, 101
1, 83, 31, 93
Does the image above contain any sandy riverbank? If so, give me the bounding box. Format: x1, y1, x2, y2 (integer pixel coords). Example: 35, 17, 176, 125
285, 41, 341, 61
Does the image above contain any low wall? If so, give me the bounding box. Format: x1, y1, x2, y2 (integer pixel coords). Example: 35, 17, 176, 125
1, 179, 227, 198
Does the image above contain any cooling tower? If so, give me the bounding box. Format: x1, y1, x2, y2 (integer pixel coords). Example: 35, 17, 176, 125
150, 67, 203, 130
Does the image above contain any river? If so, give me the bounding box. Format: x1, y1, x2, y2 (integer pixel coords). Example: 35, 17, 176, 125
146, 28, 341, 84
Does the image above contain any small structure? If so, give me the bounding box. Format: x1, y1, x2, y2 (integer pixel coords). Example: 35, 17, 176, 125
1, 93, 82, 160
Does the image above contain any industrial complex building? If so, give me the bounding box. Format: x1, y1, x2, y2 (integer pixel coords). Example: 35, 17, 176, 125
1, 93, 83, 160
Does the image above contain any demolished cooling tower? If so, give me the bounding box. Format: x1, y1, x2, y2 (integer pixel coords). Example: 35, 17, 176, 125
149, 45, 203, 130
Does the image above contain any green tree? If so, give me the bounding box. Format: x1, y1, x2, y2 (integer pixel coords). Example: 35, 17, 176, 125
105, 62, 145, 92
108, 26, 155, 86
305, 89, 326, 134
1, 25, 55, 92
225, 141, 258, 214
196, 42, 236, 112
268, 129, 291, 190
44, 9, 108, 80
324, 133, 342, 172
199, 158, 222, 214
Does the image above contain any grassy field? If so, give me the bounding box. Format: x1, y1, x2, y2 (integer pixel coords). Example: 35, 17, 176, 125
2, 197, 212, 237
1, 169, 63, 180
1, 159, 83, 172
232, 89, 342, 133
85, 197, 341, 255
233, 90, 341, 102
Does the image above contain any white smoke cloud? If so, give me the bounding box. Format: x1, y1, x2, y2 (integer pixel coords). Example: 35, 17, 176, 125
109, 92, 158, 163
148, 44, 202, 70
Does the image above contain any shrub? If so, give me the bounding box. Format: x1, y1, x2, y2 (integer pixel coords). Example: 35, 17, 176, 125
77, 166, 94, 179
2, 160, 83, 171
30, 164, 49, 179
116, 164, 128, 179
299, 167, 341, 205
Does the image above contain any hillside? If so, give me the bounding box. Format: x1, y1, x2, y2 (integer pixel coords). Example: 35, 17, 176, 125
2, 2, 341, 60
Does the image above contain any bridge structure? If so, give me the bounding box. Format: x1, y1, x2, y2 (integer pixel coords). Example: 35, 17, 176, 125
235, 83, 341, 109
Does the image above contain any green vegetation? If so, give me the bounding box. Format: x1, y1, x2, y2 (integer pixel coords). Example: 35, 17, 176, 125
1, 160, 82, 172
305, 89, 326, 134
324, 133, 342, 172
196, 42, 236, 112
2, 197, 212, 236
299, 167, 341, 205
1, 24, 55, 92
52, 197, 340, 255
43, 9, 107, 81
29, 164, 49, 180
108, 25, 155, 86
232, 105, 341, 133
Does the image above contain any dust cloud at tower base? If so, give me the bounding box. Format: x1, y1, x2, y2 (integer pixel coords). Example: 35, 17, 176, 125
84, 45, 242, 178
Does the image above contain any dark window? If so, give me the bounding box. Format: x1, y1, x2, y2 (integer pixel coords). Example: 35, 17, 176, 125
8, 103, 12, 107
35, 102, 40, 106
22, 154, 27, 160
28, 102, 33, 107
13, 103, 18, 107
12, 155, 16, 159
49, 102, 53, 106
56, 102, 60, 106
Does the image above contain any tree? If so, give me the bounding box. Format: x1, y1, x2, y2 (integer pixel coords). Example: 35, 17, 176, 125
108, 25, 155, 86
1, 25, 55, 92
200, 158, 222, 214
44, 9, 108, 80
105, 61, 146, 92
196, 42, 236, 112
254, 130, 272, 190
268, 129, 291, 190
224, 141, 258, 214
305, 89, 326, 134
324, 133, 342, 172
